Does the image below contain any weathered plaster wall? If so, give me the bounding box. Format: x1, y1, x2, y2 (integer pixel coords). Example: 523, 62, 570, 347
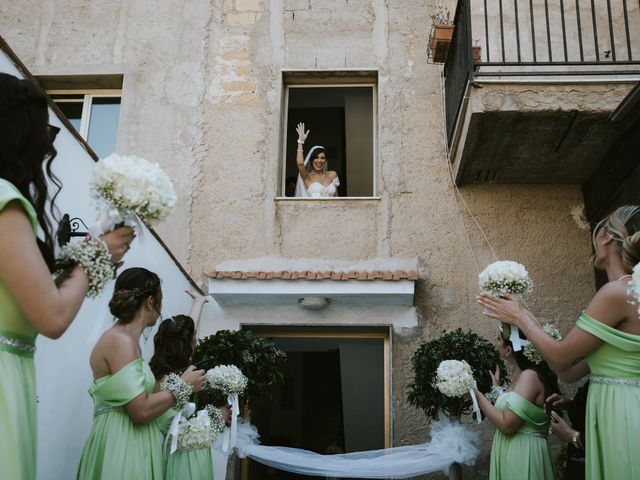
2, 0, 600, 473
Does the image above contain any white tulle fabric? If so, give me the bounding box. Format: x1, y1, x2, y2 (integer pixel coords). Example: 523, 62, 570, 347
294, 145, 325, 198
217, 416, 480, 479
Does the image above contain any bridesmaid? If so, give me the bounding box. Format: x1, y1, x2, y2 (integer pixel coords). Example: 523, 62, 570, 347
479, 205, 640, 479
475, 327, 558, 480
150, 290, 230, 480
76, 268, 205, 479
0, 73, 133, 479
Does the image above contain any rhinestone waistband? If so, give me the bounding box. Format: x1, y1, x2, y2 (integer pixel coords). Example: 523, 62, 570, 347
94, 405, 121, 417
590, 375, 640, 387
517, 430, 547, 439
0, 333, 36, 357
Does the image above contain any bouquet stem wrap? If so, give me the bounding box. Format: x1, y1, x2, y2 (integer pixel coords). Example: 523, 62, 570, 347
469, 382, 481, 424
166, 402, 196, 454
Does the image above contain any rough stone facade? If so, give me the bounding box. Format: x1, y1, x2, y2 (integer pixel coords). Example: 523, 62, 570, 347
3, 0, 626, 475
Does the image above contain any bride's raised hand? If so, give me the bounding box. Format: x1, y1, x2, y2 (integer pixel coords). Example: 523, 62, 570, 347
477, 292, 526, 327
296, 122, 309, 144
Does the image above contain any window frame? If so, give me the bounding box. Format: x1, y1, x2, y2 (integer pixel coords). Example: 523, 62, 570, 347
281, 82, 378, 199
48, 89, 122, 142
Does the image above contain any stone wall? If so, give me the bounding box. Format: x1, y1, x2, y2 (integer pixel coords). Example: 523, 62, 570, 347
1, 0, 604, 472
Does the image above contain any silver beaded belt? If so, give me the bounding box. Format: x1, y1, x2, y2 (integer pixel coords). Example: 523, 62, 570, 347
94, 405, 123, 417
517, 430, 547, 439
0, 332, 36, 357
590, 375, 640, 387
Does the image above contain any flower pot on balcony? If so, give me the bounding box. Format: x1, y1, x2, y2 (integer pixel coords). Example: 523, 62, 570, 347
472, 45, 481, 63
430, 24, 455, 63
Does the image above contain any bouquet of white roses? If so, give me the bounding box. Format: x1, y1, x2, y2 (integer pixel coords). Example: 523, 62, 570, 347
523, 324, 562, 365
205, 365, 248, 396
177, 410, 217, 451
91, 153, 177, 231
628, 263, 640, 315
435, 360, 474, 398
479, 260, 533, 295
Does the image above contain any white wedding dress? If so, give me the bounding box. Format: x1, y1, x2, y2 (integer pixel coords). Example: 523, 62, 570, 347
305, 177, 340, 197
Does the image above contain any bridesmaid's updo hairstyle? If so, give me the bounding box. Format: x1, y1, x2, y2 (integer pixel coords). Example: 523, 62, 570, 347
500, 326, 560, 398
594, 205, 640, 272
149, 315, 196, 378
109, 267, 162, 324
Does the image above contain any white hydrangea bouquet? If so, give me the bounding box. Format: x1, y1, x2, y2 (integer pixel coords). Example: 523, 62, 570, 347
435, 360, 480, 423
479, 260, 533, 352
435, 360, 474, 397
90, 153, 177, 234
205, 365, 248, 453
167, 404, 226, 454
628, 263, 640, 315
478, 260, 533, 295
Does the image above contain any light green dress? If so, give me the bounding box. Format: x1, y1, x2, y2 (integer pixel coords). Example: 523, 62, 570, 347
158, 406, 215, 480
489, 391, 555, 480
577, 312, 640, 480
76, 358, 165, 479
0, 179, 39, 480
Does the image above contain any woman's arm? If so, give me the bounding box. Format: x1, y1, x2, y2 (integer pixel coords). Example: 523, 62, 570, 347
478, 284, 628, 371
0, 203, 133, 339
295, 122, 309, 180
475, 370, 541, 435
107, 339, 204, 425
556, 360, 590, 384
186, 289, 208, 332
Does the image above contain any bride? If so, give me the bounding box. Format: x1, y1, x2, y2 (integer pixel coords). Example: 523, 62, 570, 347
294, 122, 340, 197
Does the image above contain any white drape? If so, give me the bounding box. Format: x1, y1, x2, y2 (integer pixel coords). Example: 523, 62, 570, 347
226, 416, 480, 479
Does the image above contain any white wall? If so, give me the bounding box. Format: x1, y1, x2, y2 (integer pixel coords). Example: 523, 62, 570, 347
0, 47, 211, 480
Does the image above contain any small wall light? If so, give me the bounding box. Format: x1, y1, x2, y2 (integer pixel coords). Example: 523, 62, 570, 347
298, 297, 331, 310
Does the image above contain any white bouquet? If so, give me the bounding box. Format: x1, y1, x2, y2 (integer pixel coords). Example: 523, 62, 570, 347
435, 360, 474, 398
628, 263, 640, 315
177, 411, 216, 451
91, 153, 177, 229
205, 405, 227, 437
523, 324, 562, 365
479, 260, 533, 295
205, 365, 248, 396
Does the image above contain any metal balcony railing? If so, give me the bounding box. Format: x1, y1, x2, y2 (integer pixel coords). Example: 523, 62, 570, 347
444, 0, 640, 143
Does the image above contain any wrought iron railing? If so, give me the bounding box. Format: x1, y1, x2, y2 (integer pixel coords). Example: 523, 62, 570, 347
445, 0, 474, 143
444, 0, 640, 144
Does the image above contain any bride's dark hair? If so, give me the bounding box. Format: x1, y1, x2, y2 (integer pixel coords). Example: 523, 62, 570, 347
0, 73, 62, 271
501, 325, 560, 398
305, 146, 328, 172
149, 315, 195, 378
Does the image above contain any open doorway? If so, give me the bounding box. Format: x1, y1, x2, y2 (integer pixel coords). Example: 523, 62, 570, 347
245, 331, 389, 480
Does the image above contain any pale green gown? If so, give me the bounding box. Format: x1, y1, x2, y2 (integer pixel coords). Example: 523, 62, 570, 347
76, 358, 165, 479
0, 179, 39, 480
577, 312, 640, 480
158, 406, 215, 479
489, 391, 555, 480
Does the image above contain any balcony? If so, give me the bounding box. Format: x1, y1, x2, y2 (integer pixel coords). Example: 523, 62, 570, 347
445, 0, 640, 185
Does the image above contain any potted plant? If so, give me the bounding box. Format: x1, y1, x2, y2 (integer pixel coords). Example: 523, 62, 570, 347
429, 5, 454, 63
408, 329, 507, 479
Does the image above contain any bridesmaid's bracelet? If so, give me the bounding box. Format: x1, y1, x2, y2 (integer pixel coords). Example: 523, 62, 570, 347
55, 238, 115, 298
161, 373, 192, 410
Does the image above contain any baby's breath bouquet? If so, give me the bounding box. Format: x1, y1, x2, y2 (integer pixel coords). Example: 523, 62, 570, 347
628, 263, 640, 315
479, 260, 533, 295
91, 153, 177, 232
205, 365, 248, 397
435, 360, 474, 398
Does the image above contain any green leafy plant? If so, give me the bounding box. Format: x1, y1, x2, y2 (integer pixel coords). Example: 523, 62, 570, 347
407, 328, 507, 420
193, 330, 286, 411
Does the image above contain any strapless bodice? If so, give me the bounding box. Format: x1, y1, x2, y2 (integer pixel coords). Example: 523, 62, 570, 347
306, 177, 340, 197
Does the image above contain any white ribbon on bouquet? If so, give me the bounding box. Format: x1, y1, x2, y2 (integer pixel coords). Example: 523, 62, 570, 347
221, 393, 240, 454
166, 402, 196, 454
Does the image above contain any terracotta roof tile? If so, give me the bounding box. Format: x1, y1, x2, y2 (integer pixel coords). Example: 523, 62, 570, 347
206, 270, 418, 281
